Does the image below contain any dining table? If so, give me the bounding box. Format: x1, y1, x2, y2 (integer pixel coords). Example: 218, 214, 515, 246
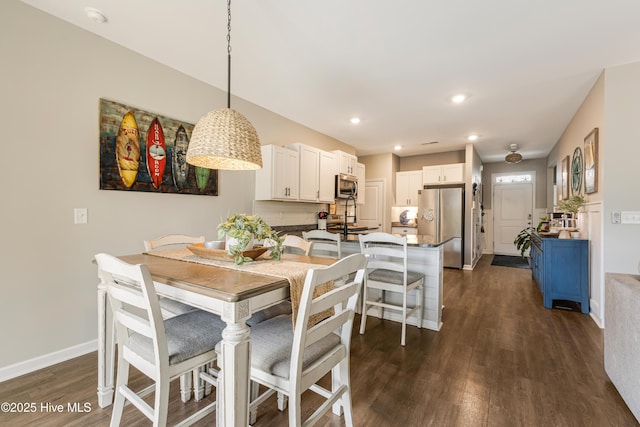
96, 248, 334, 427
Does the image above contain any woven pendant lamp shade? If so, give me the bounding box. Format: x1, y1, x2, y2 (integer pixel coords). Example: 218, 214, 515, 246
187, 108, 262, 170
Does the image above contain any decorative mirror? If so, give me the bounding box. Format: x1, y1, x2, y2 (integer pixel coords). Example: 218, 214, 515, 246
571, 146, 583, 195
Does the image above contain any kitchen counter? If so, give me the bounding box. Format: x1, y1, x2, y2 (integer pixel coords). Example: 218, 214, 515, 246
342, 233, 452, 247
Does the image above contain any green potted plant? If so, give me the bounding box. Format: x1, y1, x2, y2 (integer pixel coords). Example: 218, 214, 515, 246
557, 195, 586, 216
514, 226, 534, 258
218, 213, 283, 265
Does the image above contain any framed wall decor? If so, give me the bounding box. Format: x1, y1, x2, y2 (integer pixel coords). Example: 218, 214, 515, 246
99, 98, 218, 196
571, 146, 583, 195
584, 127, 598, 194
561, 155, 570, 200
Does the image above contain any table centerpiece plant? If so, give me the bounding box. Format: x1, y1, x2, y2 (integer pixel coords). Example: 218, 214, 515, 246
218, 213, 283, 265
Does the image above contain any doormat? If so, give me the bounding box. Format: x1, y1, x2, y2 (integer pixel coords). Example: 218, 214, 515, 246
491, 255, 530, 269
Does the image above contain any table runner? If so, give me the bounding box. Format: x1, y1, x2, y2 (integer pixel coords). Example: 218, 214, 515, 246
146, 248, 333, 327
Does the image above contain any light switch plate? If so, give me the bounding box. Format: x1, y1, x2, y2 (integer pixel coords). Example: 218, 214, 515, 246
74, 208, 88, 224
621, 211, 640, 224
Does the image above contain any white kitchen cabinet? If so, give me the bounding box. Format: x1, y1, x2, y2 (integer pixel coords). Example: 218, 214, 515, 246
422, 163, 464, 185
333, 150, 358, 176
255, 145, 299, 201
391, 226, 418, 235
288, 143, 335, 203
356, 162, 366, 205
395, 170, 422, 206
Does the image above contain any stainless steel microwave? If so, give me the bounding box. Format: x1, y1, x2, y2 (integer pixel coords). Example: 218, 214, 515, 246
335, 174, 358, 199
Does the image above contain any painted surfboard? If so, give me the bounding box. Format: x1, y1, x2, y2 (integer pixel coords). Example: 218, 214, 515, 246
146, 117, 166, 189
172, 125, 189, 190
115, 111, 140, 188
195, 166, 210, 191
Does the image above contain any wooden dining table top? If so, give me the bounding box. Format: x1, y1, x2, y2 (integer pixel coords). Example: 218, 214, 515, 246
117, 253, 334, 303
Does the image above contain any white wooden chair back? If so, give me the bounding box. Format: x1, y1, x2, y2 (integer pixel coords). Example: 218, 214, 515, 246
283, 234, 313, 256
358, 232, 408, 283
143, 234, 205, 251
95, 253, 167, 380
302, 230, 342, 259
291, 253, 367, 423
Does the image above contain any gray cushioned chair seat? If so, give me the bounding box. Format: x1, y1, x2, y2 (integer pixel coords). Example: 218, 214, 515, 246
246, 301, 293, 327
368, 268, 424, 286
130, 310, 223, 365
246, 314, 340, 379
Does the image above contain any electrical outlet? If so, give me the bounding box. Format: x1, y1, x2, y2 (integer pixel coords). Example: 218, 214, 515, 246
74, 208, 88, 224
612, 211, 621, 224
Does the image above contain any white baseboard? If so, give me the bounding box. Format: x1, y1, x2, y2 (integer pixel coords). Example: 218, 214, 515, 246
0, 340, 98, 383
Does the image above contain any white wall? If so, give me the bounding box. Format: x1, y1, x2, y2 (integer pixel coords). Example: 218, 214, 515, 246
0, 1, 350, 371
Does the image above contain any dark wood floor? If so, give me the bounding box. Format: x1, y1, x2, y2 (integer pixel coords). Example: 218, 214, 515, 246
1, 254, 637, 426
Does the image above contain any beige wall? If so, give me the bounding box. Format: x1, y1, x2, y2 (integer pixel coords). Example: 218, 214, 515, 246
547, 73, 604, 205
399, 150, 465, 171
0, 1, 352, 370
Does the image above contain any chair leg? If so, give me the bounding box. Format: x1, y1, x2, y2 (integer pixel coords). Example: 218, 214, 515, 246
288, 390, 302, 427
109, 355, 129, 427
249, 381, 259, 424
277, 392, 288, 411
359, 283, 368, 335
193, 367, 205, 401
153, 376, 170, 427
417, 284, 424, 329
401, 291, 407, 346
179, 372, 192, 403
337, 359, 354, 427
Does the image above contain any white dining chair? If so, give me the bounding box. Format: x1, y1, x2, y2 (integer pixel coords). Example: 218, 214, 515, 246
282, 234, 313, 256
359, 232, 424, 346
144, 233, 212, 402
247, 253, 368, 427
95, 253, 221, 427
302, 230, 342, 259
144, 234, 205, 318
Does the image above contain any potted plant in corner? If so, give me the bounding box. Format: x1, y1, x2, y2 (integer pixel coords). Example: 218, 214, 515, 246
218, 213, 283, 265
514, 216, 550, 258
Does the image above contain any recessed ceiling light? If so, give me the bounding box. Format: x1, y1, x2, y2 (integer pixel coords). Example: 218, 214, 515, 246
350, 117, 361, 125
451, 94, 466, 103
394, 145, 402, 151
467, 134, 479, 141
85, 7, 107, 23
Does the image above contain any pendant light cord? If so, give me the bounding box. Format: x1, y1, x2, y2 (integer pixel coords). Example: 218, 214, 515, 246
227, 0, 232, 109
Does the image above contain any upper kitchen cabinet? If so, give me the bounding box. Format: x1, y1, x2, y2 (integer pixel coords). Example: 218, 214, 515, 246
356, 162, 366, 205
422, 163, 464, 185
287, 143, 335, 203
255, 145, 299, 201
396, 170, 422, 206
333, 150, 358, 176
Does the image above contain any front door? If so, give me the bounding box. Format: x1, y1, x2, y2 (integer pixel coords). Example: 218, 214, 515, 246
493, 182, 533, 255
358, 179, 384, 231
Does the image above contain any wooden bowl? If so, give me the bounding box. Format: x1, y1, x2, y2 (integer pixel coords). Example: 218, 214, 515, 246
187, 243, 268, 261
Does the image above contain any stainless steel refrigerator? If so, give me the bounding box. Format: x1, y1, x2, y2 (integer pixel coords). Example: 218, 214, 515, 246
417, 184, 464, 268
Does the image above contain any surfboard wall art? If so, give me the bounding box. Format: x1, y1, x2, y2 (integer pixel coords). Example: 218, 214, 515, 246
146, 117, 166, 189
99, 98, 218, 196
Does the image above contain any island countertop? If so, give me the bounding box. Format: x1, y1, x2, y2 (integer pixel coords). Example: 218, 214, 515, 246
341, 233, 452, 248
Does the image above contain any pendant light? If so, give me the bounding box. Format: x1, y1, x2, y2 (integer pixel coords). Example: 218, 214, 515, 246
187, 0, 262, 170
505, 144, 523, 164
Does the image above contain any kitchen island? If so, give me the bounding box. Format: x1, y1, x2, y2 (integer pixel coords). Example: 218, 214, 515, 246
341, 233, 448, 331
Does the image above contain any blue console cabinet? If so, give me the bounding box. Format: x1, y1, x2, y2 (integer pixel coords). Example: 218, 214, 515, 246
530, 233, 589, 313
